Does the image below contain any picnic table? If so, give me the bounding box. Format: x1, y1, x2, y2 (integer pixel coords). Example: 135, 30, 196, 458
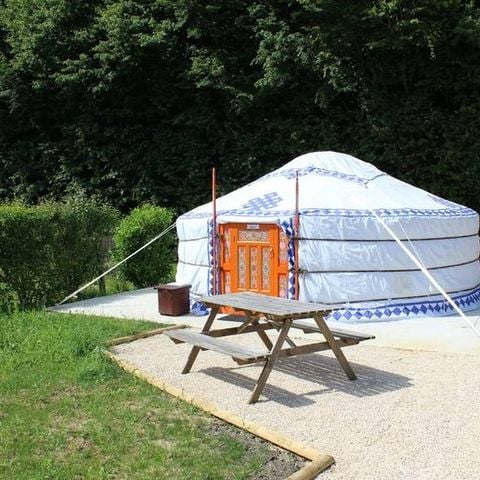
164, 292, 374, 403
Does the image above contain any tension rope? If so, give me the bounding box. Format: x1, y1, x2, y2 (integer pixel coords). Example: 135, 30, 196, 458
54, 222, 176, 307
358, 170, 480, 337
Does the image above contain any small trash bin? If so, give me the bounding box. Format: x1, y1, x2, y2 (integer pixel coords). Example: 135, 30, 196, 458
154, 284, 191, 316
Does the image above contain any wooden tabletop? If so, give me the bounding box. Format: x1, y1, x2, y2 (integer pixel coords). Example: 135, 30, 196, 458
200, 292, 332, 320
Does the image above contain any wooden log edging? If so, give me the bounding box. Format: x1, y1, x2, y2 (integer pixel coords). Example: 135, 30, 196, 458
105, 330, 335, 480
106, 324, 187, 346
286, 454, 335, 480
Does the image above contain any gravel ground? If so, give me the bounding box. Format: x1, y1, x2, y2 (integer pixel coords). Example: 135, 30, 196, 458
113, 332, 480, 480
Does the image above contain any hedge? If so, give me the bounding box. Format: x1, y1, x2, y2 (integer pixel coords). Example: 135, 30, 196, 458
0, 198, 119, 310
112, 205, 175, 288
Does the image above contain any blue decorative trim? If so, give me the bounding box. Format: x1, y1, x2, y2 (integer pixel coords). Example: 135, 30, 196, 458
207, 219, 214, 296
190, 299, 208, 316
256, 165, 379, 185
280, 219, 296, 300
242, 192, 283, 210
181, 206, 477, 220
189, 218, 215, 316
329, 286, 480, 322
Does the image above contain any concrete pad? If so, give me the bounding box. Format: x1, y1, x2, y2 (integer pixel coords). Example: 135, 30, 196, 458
53, 288, 480, 355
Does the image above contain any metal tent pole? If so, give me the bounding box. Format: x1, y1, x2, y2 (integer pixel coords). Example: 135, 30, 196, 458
212, 167, 218, 295
294, 171, 300, 300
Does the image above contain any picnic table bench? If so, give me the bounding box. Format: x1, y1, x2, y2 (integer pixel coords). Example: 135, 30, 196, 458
165, 292, 374, 403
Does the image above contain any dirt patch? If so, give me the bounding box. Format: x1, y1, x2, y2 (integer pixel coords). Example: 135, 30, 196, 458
205, 417, 307, 479
69, 435, 93, 451
152, 438, 175, 450
49, 384, 80, 402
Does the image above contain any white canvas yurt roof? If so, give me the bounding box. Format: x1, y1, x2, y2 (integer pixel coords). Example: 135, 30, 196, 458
176, 151, 480, 322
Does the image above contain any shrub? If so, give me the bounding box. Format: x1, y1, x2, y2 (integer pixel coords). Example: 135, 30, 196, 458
0, 198, 119, 309
112, 205, 175, 288
0, 203, 58, 309
53, 195, 120, 295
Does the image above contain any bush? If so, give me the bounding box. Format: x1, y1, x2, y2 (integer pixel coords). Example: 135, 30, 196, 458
0, 198, 119, 309
112, 205, 175, 288
53, 195, 120, 295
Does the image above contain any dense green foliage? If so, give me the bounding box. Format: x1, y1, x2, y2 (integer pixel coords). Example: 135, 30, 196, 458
0, 311, 267, 479
1, 1, 480, 213
0, 198, 119, 309
0, 282, 18, 314
112, 204, 175, 287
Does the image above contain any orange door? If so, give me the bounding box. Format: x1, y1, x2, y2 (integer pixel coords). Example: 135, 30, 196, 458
219, 223, 289, 298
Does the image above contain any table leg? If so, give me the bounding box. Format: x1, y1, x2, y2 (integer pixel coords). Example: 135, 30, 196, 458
249, 319, 292, 404
237, 312, 258, 333
243, 310, 273, 351
269, 319, 297, 348
182, 306, 219, 374
313, 314, 356, 380
252, 319, 274, 350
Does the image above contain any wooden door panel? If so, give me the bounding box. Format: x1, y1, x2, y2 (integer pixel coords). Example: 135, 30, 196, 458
237, 245, 248, 290
277, 229, 289, 298
220, 223, 288, 298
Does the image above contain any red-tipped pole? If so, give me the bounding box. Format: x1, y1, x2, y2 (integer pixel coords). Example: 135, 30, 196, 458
294, 171, 300, 300
212, 168, 218, 295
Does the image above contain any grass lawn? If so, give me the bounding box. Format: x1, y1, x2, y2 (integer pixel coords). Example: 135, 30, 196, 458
76, 275, 135, 300
0, 311, 271, 479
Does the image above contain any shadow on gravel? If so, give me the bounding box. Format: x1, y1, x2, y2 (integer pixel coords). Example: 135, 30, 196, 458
274, 354, 413, 397
202, 353, 412, 406
202, 367, 316, 407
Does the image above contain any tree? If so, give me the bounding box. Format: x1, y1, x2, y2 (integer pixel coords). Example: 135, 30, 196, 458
0, 0, 479, 213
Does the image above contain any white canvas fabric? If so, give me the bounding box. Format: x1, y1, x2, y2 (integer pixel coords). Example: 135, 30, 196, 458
176, 151, 480, 322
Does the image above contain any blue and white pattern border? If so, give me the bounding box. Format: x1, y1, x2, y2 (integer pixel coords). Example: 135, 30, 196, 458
207, 218, 215, 296
279, 219, 296, 300
188, 218, 215, 316
181, 206, 477, 220
329, 286, 480, 322
255, 165, 382, 185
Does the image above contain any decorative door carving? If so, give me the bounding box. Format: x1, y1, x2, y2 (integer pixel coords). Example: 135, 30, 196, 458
219, 223, 288, 297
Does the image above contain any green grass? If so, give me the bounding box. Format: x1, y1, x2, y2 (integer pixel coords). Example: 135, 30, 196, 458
76, 275, 136, 300
0, 311, 267, 479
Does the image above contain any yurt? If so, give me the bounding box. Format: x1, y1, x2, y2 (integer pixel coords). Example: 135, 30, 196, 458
175, 151, 480, 321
